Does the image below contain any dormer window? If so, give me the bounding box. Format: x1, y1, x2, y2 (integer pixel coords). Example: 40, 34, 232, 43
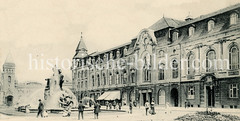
172, 32, 178, 41
230, 12, 238, 25
208, 20, 215, 31
189, 26, 195, 36
116, 50, 121, 58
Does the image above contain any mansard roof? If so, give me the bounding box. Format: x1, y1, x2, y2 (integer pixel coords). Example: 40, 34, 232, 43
176, 3, 240, 28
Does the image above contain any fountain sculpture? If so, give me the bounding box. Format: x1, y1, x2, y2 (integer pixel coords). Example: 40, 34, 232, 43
18, 66, 78, 111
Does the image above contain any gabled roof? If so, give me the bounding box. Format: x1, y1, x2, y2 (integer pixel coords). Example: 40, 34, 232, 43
148, 17, 183, 31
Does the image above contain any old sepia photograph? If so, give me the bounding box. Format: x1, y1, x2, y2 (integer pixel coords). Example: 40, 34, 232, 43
0, 0, 240, 120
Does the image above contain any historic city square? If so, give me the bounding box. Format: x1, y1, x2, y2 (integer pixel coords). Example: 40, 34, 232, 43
0, 0, 240, 120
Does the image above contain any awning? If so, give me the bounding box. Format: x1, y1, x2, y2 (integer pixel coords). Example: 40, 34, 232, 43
97, 91, 120, 100
97, 92, 110, 100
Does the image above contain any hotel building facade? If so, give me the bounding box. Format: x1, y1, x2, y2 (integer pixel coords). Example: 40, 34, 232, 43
72, 4, 240, 108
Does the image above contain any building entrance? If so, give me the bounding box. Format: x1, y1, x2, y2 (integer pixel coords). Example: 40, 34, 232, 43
170, 88, 178, 107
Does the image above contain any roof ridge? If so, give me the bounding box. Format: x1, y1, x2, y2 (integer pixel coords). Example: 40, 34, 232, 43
176, 3, 240, 28
162, 17, 170, 27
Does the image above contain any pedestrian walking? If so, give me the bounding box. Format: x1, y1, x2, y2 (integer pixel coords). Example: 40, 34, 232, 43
129, 100, 133, 114
94, 102, 101, 119
145, 100, 150, 116
78, 100, 85, 120
37, 99, 44, 118
150, 100, 156, 115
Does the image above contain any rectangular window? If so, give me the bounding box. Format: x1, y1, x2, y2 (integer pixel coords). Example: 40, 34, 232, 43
189, 27, 195, 36
188, 86, 195, 99
172, 32, 178, 41
81, 81, 83, 88
229, 84, 238, 98
131, 73, 135, 83
85, 81, 87, 88
158, 69, 164, 80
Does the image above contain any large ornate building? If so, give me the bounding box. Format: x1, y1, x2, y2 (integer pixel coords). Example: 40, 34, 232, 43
72, 3, 240, 108
0, 53, 17, 106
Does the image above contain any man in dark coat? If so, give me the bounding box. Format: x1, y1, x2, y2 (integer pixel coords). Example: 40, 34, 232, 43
78, 100, 85, 120
37, 99, 44, 118
94, 102, 101, 119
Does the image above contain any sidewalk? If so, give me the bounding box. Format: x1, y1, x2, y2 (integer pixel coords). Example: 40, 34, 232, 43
121, 105, 240, 115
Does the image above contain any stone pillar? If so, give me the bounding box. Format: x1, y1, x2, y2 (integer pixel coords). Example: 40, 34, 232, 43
140, 91, 143, 106
204, 85, 207, 108
196, 46, 200, 75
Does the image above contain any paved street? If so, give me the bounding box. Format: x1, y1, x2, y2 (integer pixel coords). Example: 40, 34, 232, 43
1, 106, 240, 121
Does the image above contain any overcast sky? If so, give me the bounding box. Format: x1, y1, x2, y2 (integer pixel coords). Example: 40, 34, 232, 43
0, 0, 238, 83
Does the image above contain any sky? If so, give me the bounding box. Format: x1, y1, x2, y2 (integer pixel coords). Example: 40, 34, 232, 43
0, 0, 239, 83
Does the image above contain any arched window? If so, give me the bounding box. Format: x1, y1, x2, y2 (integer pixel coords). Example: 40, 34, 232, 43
8, 76, 11, 83
85, 70, 87, 78
97, 74, 100, 87
206, 50, 216, 72
78, 82, 80, 89
172, 60, 178, 78
103, 73, 106, 85
158, 90, 166, 105
123, 69, 127, 84
159, 50, 165, 58
78, 71, 80, 78
121, 73, 124, 84
81, 81, 83, 88
158, 63, 165, 80
130, 69, 136, 83
92, 75, 94, 87
189, 26, 195, 36
81, 70, 84, 79
208, 20, 215, 31
116, 71, 120, 84
109, 72, 113, 85
230, 13, 238, 25
229, 45, 239, 70
143, 54, 151, 82
188, 53, 195, 75
85, 81, 87, 88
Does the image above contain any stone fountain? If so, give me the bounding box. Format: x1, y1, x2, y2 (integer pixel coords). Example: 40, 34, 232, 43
18, 66, 78, 111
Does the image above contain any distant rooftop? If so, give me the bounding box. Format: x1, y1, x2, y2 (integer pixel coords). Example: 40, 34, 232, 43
148, 17, 184, 31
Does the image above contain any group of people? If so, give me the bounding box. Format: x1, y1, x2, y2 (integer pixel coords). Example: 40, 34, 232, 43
105, 100, 122, 110
36, 98, 158, 119
129, 100, 156, 115
144, 100, 156, 115
78, 100, 101, 120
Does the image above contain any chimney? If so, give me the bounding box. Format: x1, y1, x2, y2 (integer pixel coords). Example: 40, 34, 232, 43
185, 12, 193, 21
